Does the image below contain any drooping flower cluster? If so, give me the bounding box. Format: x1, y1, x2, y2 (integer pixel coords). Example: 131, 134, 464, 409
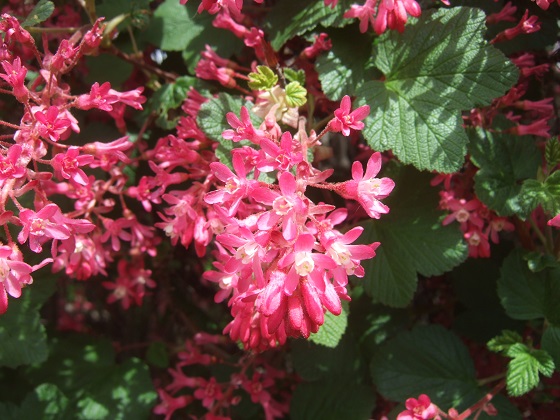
201, 98, 393, 350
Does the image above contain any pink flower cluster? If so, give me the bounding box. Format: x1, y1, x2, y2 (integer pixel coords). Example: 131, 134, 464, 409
137, 78, 393, 350
434, 168, 514, 259
0, 13, 152, 313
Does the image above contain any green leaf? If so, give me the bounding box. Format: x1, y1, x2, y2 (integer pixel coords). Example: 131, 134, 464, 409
520, 171, 560, 217
291, 333, 363, 382
357, 7, 517, 173
498, 250, 547, 320
506, 343, 555, 397
284, 81, 307, 108
545, 137, 560, 170
146, 341, 169, 368
468, 127, 540, 217
147, 76, 196, 129
309, 303, 348, 348
360, 165, 467, 307
283, 68, 306, 85
142, 0, 243, 71
542, 325, 560, 371
248, 66, 278, 91
146, 0, 203, 51
315, 27, 375, 100
371, 325, 478, 409
0, 276, 55, 368
25, 336, 157, 419
266, 0, 351, 50
21, 0, 55, 27
488, 330, 523, 353
290, 379, 375, 420
0, 383, 69, 420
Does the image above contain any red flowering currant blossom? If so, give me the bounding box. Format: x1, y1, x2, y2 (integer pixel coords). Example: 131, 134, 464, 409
52, 147, 94, 186
329, 95, 370, 136
548, 214, 560, 228
194, 377, 223, 409
335, 152, 395, 219
222, 106, 266, 144
17, 203, 72, 253
33, 105, 72, 142
0, 56, 28, 102
397, 394, 439, 420
532, 0, 559, 10
0, 144, 27, 181
153, 389, 192, 420
376, 0, 421, 35
343, 0, 377, 33
0, 245, 32, 314
464, 228, 491, 258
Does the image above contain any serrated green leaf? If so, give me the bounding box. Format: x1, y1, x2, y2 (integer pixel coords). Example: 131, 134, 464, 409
360, 165, 467, 307
488, 330, 523, 353
0, 276, 55, 368
357, 7, 517, 173
248, 66, 278, 91
371, 325, 478, 409
21, 0, 55, 27
266, 0, 352, 50
285, 81, 307, 108
520, 171, 560, 217
316, 27, 375, 100
468, 127, 540, 217
506, 343, 554, 397
283, 68, 306, 85
290, 379, 375, 420
542, 325, 560, 371
309, 303, 348, 348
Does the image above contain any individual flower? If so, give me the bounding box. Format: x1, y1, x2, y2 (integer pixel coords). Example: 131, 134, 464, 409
548, 214, 560, 228
0, 245, 33, 314
328, 95, 370, 136
52, 147, 94, 186
17, 204, 71, 253
34, 105, 72, 142
335, 152, 395, 219
397, 394, 438, 420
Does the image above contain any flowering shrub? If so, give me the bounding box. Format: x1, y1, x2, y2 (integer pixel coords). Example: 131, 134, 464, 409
0, 0, 559, 418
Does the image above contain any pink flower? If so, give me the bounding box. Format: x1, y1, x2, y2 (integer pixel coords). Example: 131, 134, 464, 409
18, 204, 71, 253
397, 394, 438, 420
52, 147, 94, 186
0, 245, 33, 314
193, 377, 223, 409
0, 144, 27, 181
0, 57, 28, 102
344, 0, 377, 33
222, 106, 266, 144
548, 214, 560, 228
75, 82, 118, 111
34, 106, 72, 142
329, 95, 370, 136
153, 389, 191, 420
335, 152, 395, 219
